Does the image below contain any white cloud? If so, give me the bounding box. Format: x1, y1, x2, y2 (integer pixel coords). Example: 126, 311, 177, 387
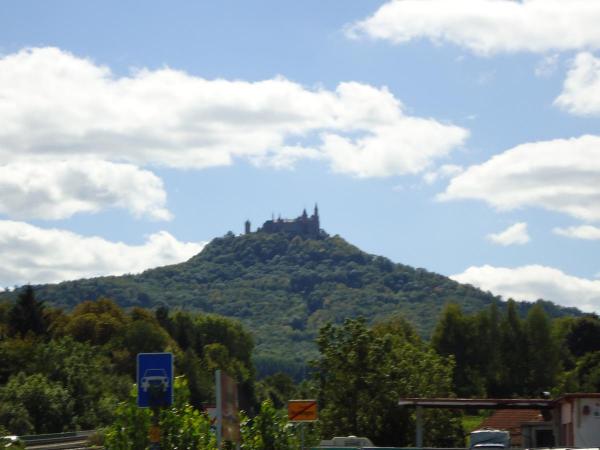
451, 264, 600, 313
0, 221, 205, 287
0, 47, 468, 179
423, 164, 463, 185
440, 135, 600, 222
554, 225, 600, 240
250, 146, 324, 170
535, 54, 560, 78
487, 222, 530, 246
0, 159, 171, 220
554, 52, 600, 116
348, 0, 600, 55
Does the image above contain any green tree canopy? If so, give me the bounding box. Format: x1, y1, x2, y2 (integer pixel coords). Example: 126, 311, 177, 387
313, 318, 461, 447
0, 373, 72, 434
525, 303, 560, 394
8, 286, 47, 338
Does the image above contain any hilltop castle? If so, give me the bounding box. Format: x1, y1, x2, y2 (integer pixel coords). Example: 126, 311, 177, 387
245, 205, 321, 238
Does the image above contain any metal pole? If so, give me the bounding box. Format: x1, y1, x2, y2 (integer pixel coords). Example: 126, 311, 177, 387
216, 369, 222, 449
149, 406, 161, 450
416, 405, 423, 449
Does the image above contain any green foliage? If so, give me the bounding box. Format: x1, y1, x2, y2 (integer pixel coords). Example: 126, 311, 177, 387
0, 234, 597, 443
160, 404, 216, 450
103, 388, 151, 450
432, 304, 486, 396
255, 373, 296, 409
565, 314, 600, 357
105, 385, 315, 450
525, 303, 560, 393
0, 338, 38, 384
104, 378, 218, 450
58, 298, 128, 345
559, 351, 600, 393
241, 400, 315, 450
461, 413, 486, 434
7, 286, 47, 338
33, 337, 131, 429
431, 301, 565, 397
313, 318, 461, 447
0, 294, 256, 436
1, 232, 581, 376
0, 373, 72, 435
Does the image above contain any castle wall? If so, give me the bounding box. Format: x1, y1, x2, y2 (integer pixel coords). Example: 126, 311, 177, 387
256, 209, 320, 238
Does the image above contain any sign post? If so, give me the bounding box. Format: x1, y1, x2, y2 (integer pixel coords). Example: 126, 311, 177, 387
137, 353, 174, 450
288, 400, 318, 450
215, 369, 240, 449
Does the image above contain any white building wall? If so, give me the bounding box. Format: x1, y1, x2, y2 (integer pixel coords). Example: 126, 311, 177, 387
573, 398, 600, 447
560, 402, 571, 425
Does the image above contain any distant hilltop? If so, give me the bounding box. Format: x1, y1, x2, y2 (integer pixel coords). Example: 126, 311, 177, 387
245, 205, 322, 238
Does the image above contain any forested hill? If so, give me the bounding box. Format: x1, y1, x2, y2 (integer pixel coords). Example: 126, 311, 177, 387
0, 231, 581, 376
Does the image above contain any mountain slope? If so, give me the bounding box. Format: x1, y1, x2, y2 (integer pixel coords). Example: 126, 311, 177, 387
0, 231, 582, 376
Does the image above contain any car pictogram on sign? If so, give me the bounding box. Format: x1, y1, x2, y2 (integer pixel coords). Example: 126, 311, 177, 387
141, 368, 169, 392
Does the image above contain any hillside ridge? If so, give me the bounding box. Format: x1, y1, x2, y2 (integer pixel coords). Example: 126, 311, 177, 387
0, 229, 582, 377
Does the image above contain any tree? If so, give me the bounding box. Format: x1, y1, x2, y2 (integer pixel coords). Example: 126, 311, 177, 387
559, 351, 600, 393
0, 373, 73, 434
432, 304, 484, 396
60, 298, 127, 345
33, 337, 130, 429
180, 347, 213, 409
314, 318, 461, 446
8, 286, 47, 337
524, 303, 560, 394
241, 400, 312, 450
498, 300, 529, 396
476, 304, 503, 397
113, 320, 171, 376
566, 315, 600, 357
255, 372, 296, 409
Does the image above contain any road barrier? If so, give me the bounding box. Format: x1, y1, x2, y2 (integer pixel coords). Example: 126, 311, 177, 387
18, 430, 100, 450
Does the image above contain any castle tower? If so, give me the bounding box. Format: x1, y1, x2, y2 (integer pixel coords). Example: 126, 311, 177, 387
310, 203, 320, 236
244, 220, 251, 234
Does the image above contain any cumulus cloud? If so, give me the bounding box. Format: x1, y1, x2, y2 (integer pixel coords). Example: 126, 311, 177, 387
439, 135, 600, 222
554, 225, 600, 240
0, 159, 171, 220
0, 221, 205, 287
0, 47, 468, 179
348, 0, 600, 55
451, 264, 600, 313
487, 222, 530, 246
423, 164, 463, 185
555, 52, 600, 116
250, 146, 324, 170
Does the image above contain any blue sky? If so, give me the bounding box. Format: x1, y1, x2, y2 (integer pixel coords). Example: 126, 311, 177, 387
1, 0, 600, 313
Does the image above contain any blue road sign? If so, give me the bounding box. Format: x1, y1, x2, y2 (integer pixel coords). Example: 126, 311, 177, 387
137, 352, 174, 408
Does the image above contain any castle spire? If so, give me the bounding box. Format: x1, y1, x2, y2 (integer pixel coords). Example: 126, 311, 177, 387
313, 203, 319, 218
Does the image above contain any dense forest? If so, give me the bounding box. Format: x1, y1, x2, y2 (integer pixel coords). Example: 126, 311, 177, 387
0, 231, 582, 379
0, 286, 598, 448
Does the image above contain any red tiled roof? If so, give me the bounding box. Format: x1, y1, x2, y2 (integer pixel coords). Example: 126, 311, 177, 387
479, 409, 546, 446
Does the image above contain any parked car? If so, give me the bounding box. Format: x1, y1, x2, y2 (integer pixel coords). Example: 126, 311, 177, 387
470, 429, 510, 450
0, 435, 24, 449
